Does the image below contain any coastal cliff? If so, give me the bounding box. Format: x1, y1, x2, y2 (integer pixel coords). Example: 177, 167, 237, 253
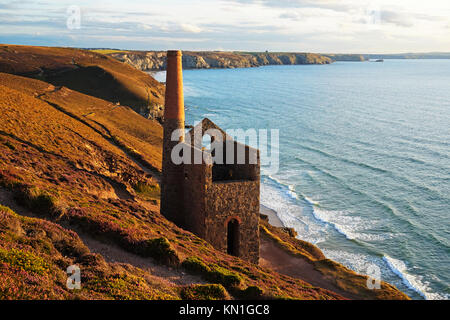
105, 51, 333, 71
0, 45, 409, 300
324, 54, 366, 61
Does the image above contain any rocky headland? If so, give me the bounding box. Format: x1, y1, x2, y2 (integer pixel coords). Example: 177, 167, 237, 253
323, 54, 366, 61
105, 50, 334, 71
0, 45, 409, 300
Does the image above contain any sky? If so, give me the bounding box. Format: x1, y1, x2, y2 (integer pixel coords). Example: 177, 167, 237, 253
0, 0, 449, 53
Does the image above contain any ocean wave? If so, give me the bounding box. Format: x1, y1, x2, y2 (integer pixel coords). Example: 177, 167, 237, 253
311, 207, 360, 241
293, 156, 366, 197
349, 140, 432, 166
306, 199, 390, 242
303, 195, 319, 206
261, 174, 448, 299
294, 155, 445, 236
297, 143, 390, 175
315, 215, 354, 240
186, 63, 450, 301
263, 174, 390, 242
397, 133, 450, 149
265, 175, 298, 200
323, 249, 384, 279
260, 180, 326, 243
383, 255, 448, 300
297, 145, 446, 201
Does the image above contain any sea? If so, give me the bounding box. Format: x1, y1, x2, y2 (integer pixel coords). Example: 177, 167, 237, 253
152, 59, 450, 300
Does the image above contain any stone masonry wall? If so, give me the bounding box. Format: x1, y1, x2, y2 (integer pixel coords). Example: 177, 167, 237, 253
183, 145, 210, 237
181, 117, 261, 264
205, 180, 260, 264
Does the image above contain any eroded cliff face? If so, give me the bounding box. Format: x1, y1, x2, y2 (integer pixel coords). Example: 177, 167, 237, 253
109, 51, 333, 71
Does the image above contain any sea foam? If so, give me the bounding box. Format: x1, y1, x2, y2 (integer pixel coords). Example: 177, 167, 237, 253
382, 255, 448, 300
307, 200, 388, 242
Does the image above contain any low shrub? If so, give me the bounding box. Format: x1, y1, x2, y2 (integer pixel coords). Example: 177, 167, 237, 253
208, 264, 242, 287
182, 257, 242, 288
182, 256, 210, 274
133, 182, 160, 201
3, 141, 16, 150
0, 205, 16, 216
15, 185, 65, 216
0, 247, 50, 275
88, 273, 149, 300
0, 169, 23, 189
181, 284, 228, 300
53, 238, 89, 260
143, 237, 180, 266
240, 285, 264, 299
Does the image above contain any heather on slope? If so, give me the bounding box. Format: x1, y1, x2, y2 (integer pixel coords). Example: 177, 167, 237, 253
0, 45, 165, 120
0, 72, 344, 300
0, 46, 408, 300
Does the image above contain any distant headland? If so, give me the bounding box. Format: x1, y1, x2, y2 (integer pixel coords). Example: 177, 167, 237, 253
0, 44, 410, 300
89, 49, 450, 71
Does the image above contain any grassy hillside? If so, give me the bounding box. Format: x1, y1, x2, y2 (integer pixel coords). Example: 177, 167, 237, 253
0, 45, 409, 300
0, 44, 165, 121
0, 71, 346, 300
0, 205, 181, 300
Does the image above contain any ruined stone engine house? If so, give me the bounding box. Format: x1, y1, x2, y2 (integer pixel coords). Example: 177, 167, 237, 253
161, 50, 260, 264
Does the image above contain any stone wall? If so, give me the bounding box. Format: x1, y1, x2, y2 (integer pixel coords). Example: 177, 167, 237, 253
182, 153, 260, 264
183, 144, 210, 236
205, 180, 260, 264
164, 117, 261, 264
184, 118, 260, 264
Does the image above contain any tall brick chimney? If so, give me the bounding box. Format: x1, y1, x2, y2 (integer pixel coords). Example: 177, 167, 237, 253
161, 50, 185, 226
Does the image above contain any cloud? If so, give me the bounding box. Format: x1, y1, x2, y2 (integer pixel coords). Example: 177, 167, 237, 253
180, 24, 203, 33
413, 13, 448, 22
1, 0, 449, 52
225, 0, 354, 12
0, 4, 14, 10
279, 12, 301, 21
379, 10, 413, 27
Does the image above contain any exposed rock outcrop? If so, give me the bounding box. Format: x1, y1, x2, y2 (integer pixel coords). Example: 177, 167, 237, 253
109, 51, 333, 71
